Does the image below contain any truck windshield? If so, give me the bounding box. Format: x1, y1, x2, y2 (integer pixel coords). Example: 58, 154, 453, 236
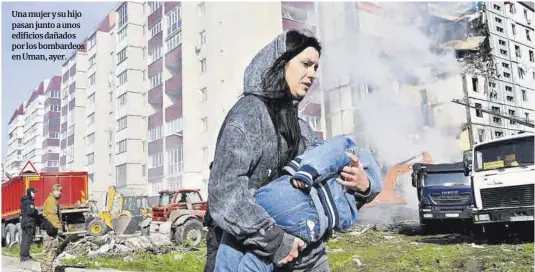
159, 193, 174, 206
474, 135, 534, 172
424, 172, 467, 187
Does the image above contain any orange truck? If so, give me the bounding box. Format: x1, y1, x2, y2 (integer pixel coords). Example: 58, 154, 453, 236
1, 161, 90, 246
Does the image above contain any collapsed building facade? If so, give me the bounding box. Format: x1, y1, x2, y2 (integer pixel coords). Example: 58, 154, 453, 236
315, 2, 534, 169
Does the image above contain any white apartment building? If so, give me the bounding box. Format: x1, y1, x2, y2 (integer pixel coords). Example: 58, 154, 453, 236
84, 11, 118, 204
112, 1, 149, 194
467, 2, 535, 144
145, 2, 184, 195
5, 103, 26, 176
59, 49, 88, 172
180, 2, 321, 197
21, 80, 50, 172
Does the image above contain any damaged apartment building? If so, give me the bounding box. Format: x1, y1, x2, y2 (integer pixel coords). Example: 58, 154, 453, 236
432, 1, 535, 149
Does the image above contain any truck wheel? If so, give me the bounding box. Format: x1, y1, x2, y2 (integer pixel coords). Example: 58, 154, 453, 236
174, 218, 203, 247
87, 219, 109, 237
14, 223, 21, 244
5, 224, 15, 246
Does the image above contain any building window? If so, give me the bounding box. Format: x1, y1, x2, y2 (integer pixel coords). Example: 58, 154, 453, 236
149, 125, 163, 141
493, 4, 500, 10
495, 17, 502, 23
87, 35, 96, 50
201, 117, 208, 132
509, 110, 516, 124
503, 72, 511, 78
150, 153, 163, 168
148, 45, 162, 63
506, 95, 514, 102
525, 112, 530, 121
88, 73, 96, 87
149, 72, 162, 88
149, 2, 162, 13
202, 147, 208, 163
493, 117, 502, 124
87, 133, 95, 145
167, 148, 184, 174
116, 164, 127, 187
522, 90, 527, 101
166, 118, 183, 135
118, 93, 127, 107
118, 27, 127, 42
88, 54, 96, 68
49, 90, 60, 98
49, 104, 60, 112
475, 103, 483, 117
491, 106, 500, 114
515, 45, 521, 58
471, 77, 478, 92
166, 31, 182, 53
518, 67, 525, 79
494, 131, 503, 138
117, 48, 127, 64
118, 71, 127, 86
498, 39, 506, 46
117, 116, 128, 131
505, 85, 513, 92
200, 87, 207, 102
511, 24, 516, 35
500, 49, 508, 55
150, 21, 162, 39
49, 132, 59, 139
117, 139, 127, 154
166, 6, 181, 36
87, 153, 94, 165
304, 115, 321, 131
502, 62, 509, 68
200, 58, 207, 73
88, 93, 95, 105
117, 3, 128, 29
529, 50, 534, 62
496, 26, 503, 33
87, 113, 95, 125
477, 128, 485, 142
527, 29, 532, 42
198, 2, 205, 15
199, 30, 206, 45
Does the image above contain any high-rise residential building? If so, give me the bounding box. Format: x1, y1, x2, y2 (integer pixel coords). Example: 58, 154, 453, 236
84, 11, 117, 204
180, 2, 321, 197
22, 79, 50, 172
41, 76, 62, 172
146, 2, 184, 195
465, 2, 535, 143
5, 103, 26, 175
112, 1, 149, 194
59, 45, 88, 172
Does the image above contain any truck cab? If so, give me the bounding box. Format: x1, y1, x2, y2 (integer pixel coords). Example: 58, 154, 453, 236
467, 133, 534, 228
412, 161, 473, 231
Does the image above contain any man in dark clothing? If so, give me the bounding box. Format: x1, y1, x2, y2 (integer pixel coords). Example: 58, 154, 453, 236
203, 162, 223, 272
20, 187, 39, 262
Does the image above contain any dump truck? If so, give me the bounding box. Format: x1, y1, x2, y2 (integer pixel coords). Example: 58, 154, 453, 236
1, 161, 90, 246
466, 132, 534, 234
150, 189, 206, 246
411, 161, 473, 232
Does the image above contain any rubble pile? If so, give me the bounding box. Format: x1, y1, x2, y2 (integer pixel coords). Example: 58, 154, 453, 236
58, 233, 198, 259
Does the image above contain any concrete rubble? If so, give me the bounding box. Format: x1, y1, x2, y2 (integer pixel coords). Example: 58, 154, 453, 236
57, 232, 199, 260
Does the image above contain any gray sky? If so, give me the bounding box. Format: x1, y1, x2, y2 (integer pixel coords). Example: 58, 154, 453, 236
2, 1, 117, 158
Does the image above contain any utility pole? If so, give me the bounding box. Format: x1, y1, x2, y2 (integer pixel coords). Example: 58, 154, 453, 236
461, 74, 474, 149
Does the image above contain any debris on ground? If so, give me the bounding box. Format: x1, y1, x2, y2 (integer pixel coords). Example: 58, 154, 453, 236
58, 233, 199, 260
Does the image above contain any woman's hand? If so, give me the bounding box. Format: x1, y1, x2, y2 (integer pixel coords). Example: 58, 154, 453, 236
278, 237, 306, 265
337, 152, 370, 193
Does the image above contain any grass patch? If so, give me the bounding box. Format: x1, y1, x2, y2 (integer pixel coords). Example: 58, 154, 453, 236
5, 230, 532, 272
2, 243, 43, 259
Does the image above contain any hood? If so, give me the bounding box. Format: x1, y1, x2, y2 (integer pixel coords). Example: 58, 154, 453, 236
27, 187, 36, 197
243, 30, 290, 99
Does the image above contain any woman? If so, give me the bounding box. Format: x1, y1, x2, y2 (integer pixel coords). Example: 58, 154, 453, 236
208, 29, 376, 272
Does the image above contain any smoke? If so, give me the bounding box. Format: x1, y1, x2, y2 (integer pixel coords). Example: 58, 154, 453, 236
318, 2, 470, 224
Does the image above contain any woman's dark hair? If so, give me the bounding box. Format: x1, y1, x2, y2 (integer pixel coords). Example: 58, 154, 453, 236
258, 29, 322, 176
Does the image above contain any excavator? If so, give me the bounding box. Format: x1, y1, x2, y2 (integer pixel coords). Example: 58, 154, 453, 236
363, 151, 433, 208
86, 186, 152, 236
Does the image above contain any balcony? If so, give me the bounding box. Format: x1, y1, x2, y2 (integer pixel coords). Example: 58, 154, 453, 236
148, 166, 164, 180
148, 58, 163, 77
42, 139, 60, 149
164, 2, 179, 13
148, 138, 163, 155
165, 135, 183, 149
165, 74, 182, 98
148, 6, 162, 28
148, 85, 163, 106
148, 111, 163, 128
60, 139, 67, 149
148, 32, 163, 49
165, 103, 182, 122
165, 46, 182, 75
69, 82, 76, 94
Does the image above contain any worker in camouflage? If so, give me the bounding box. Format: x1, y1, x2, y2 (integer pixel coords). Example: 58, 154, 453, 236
40, 184, 63, 272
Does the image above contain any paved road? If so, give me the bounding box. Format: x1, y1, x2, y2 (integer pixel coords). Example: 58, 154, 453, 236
2, 255, 128, 272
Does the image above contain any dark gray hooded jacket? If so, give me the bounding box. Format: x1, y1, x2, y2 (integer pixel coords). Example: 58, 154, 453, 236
207, 30, 318, 264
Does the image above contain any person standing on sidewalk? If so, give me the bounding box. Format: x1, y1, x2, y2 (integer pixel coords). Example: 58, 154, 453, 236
20, 187, 39, 262
40, 184, 63, 272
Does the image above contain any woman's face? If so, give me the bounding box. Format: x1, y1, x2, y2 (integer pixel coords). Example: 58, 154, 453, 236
285, 46, 320, 99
